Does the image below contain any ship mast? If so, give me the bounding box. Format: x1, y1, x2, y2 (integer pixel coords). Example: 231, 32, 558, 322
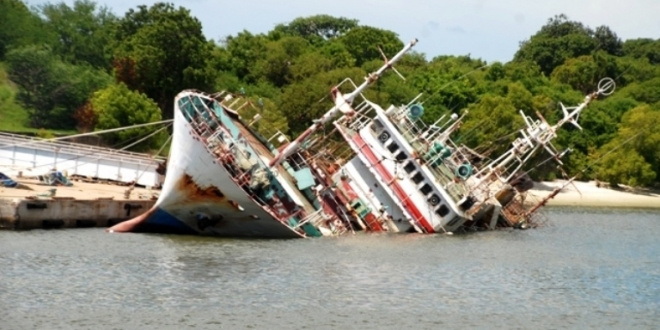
268, 38, 418, 168
472, 78, 616, 185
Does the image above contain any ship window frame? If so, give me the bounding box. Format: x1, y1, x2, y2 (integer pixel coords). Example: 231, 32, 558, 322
420, 184, 433, 195
411, 172, 424, 184
370, 118, 384, 134
395, 151, 407, 162
386, 142, 399, 153
403, 162, 416, 174
436, 204, 449, 217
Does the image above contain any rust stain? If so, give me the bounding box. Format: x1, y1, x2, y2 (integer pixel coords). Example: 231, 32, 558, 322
178, 173, 226, 201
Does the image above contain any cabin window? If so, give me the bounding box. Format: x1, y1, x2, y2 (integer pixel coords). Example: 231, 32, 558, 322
370, 119, 384, 134
403, 162, 416, 173
412, 173, 424, 184
436, 204, 449, 217
386, 142, 399, 153
420, 184, 433, 195
395, 151, 407, 162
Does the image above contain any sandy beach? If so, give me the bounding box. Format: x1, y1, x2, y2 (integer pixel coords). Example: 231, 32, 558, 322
529, 180, 660, 209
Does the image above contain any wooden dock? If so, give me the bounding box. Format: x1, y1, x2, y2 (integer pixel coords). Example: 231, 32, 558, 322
0, 178, 157, 230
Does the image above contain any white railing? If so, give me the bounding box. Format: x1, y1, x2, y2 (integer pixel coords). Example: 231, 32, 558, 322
0, 133, 164, 187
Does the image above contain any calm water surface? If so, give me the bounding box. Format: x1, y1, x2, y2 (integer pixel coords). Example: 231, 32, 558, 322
1, 207, 659, 329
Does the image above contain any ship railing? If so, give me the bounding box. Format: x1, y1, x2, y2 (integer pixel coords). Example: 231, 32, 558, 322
292, 208, 325, 230
217, 92, 252, 113
342, 100, 379, 132
499, 192, 548, 228
180, 94, 223, 140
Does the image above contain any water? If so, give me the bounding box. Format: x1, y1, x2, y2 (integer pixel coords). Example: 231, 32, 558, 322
2, 207, 659, 329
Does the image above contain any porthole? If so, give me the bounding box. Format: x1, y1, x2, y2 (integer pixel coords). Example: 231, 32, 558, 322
378, 131, 390, 143
428, 194, 440, 206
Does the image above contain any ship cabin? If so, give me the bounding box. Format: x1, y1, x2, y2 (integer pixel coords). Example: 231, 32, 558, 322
334, 96, 482, 233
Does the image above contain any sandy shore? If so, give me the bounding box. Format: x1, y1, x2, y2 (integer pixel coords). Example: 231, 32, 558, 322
0, 178, 158, 201
528, 180, 660, 209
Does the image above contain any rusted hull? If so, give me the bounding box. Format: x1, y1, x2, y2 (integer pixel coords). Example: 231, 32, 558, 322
110, 97, 304, 238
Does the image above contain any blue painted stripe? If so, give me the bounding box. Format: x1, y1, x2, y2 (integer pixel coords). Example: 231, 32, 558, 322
143, 207, 198, 235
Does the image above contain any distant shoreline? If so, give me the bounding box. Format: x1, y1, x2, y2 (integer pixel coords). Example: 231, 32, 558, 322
528, 180, 660, 209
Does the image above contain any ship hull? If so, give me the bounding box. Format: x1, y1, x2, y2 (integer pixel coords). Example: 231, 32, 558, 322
118, 94, 304, 238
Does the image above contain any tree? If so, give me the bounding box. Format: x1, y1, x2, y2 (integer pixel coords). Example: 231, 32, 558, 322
0, 0, 52, 59
550, 55, 599, 93
620, 77, 660, 104
457, 94, 522, 155
113, 2, 214, 117
595, 105, 660, 187
90, 82, 165, 151
514, 14, 597, 75
593, 25, 623, 56
270, 15, 358, 44
237, 96, 289, 140
338, 26, 403, 66
622, 38, 660, 65
39, 0, 118, 69
6, 45, 111, 128
279, 67, 365, 135
251, 36, 310, 87
221, 30, 269, 82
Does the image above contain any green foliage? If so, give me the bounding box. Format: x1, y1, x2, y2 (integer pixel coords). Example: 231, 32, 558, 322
339, 26, 403, 66
595, 105, 660, 187
622, 38, 660, 64
0, 63, 31, 131
457, 94, 522, 155
222, 31, 269, 82
279, 67, 365, 135
596, 148, 655, 187
39, 0, 118, 69
619, 77, 660, 104
238, 97, 289, 140
90, 82, 165, 151
0, 0, 51, 59
270, 15, 358, 44
113, 2, 214, 117
514, 14, 619, 76
251, 36, 311, 87
6, 45, 111, 129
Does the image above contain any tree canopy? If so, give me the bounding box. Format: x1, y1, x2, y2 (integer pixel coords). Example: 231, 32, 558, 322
1, 3, 658, 187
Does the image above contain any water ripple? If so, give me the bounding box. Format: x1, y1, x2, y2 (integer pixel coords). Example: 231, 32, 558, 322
1, 208, 659, 329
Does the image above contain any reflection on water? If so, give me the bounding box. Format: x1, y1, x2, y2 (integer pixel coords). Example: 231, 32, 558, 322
1, 207, 659, 329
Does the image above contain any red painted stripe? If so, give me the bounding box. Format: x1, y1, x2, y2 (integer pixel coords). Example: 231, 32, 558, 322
351, 134, 435, 233
340, 180, 359, 200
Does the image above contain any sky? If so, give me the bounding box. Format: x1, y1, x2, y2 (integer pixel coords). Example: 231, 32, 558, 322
27, 0, 660, 63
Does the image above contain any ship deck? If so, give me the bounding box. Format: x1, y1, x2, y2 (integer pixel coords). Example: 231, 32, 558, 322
391, 128, 469, 203
229, 117, 318, 215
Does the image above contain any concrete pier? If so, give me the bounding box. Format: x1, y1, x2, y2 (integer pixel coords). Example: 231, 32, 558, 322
0, 178, 156, 230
